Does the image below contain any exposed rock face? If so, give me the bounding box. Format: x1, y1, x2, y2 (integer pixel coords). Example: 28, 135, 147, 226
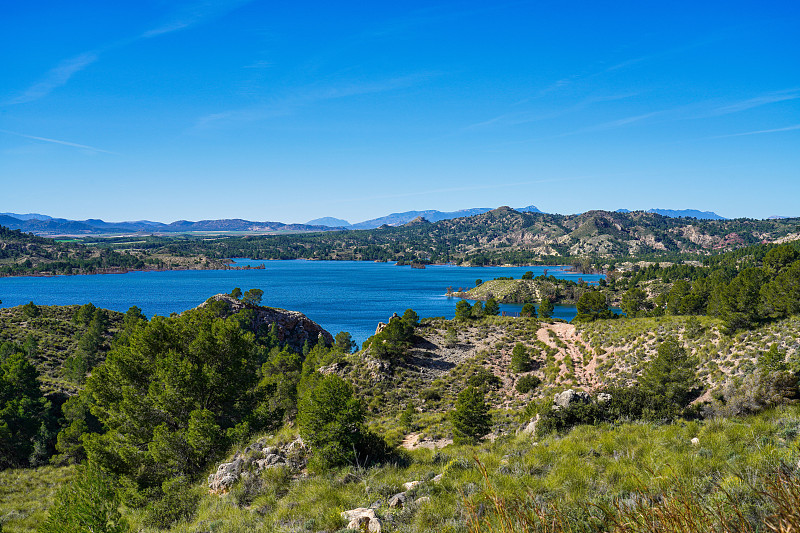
553, 389, 591, 409
208, 436, 306, 494
208, 458, 244, 494
388, 492, 407, 508
199, 294, 334, 351
520, 414, 540, 436
597, 393, 613, 403
341, 508, 382, 532
403, 480, 421, 491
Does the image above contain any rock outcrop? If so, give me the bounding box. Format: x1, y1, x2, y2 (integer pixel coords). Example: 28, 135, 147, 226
199, 294, 334, 351
341, 508, 382, 532
553, 389, 591, 409
208, 436, 306, 494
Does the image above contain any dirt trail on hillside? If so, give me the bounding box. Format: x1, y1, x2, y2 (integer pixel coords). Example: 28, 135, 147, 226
537, 322, 600, 390
400, 432, 453, 450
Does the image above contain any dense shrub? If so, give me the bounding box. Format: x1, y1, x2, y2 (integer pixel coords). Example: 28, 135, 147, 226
0, 351, 52, 468
83, 304, 274, 502
298, 374, 389, 470
515, 375, 541, 394
451, 386, 491, 445
366, 309, 418, 360
511, 343, 532, 373
38, 462, 126, 533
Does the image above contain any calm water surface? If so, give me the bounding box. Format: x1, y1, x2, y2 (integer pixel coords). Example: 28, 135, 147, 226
0, 261, 604, 344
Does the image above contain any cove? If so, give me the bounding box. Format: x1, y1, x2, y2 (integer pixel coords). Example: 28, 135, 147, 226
0, 260, 605, 345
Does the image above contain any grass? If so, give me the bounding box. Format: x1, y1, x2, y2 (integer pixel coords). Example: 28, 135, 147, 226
6, 405, 800, 532
0, 465, 75, 532
0, 304, 123, 395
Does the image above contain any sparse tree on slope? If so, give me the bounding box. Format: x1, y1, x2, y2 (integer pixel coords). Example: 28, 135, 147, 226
451, 386, 491, 445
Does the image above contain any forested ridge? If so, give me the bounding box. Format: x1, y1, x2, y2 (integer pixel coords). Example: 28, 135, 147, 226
0, 225, 225, 276
3, 209, 800, 278
0, 226, 150, 276
97, 208, 800, 266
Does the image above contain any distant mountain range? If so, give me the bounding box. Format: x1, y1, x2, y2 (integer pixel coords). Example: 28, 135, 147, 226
0, 212, 53, 221
0, 214, 337, 236
616, 208, 726, 220
308, 205, 544, 229
0, 205, 760, 237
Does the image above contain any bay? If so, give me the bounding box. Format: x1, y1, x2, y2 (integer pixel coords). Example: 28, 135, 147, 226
0, 261, 605, 345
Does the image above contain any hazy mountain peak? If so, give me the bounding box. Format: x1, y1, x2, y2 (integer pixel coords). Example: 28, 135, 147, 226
0, 212, 53, 221
647, 208, 726, 220
306, 217, 351, 227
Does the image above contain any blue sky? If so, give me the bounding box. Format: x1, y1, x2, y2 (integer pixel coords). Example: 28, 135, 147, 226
1, 1, 798, 223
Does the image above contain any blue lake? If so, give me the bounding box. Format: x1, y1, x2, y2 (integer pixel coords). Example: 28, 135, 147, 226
0, 261, 604, 345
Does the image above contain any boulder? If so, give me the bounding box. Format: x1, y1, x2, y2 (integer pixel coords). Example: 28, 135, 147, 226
342, 508, 382, 532
208, 458, 243, 494
520, 414, 540, 436
597, 392, 612, 403
403, 480, 421, 491
388, 492, 407, 508
209, 437, 305, 494
553, 389, 591, 409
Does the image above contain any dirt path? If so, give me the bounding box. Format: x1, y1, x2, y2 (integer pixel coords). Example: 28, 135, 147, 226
400, 432, 453, 450
537, 322, 601, 390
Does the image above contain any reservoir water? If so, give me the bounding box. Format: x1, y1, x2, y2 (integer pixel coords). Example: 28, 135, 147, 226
0, 261, 604, 345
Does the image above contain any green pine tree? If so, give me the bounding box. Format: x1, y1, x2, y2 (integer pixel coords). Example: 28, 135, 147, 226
450, 386, 491, 445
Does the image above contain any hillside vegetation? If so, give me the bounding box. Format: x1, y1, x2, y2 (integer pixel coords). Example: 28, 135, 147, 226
3, 209, 800, 278
0, 225, 227, 277
1, 239, 800, 532
83, 208, 800, 267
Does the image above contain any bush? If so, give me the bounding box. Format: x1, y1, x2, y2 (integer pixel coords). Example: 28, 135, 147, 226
515, 375, 541, 394
466, 367, 501, 389
443, 327, 458, 347
451, 386, 491, 445
638, 337, 699, 409
22, 301, 40, 318
511, 343, 532, 373
38, 462, 126, 533
421, 388, 442, 402
298, 374, 388, 469
143, 477, 200, 529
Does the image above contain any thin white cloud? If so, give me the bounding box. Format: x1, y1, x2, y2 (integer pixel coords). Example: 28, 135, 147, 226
0, 129, 120, 155
710, 90, 800, 116
194, 73, 434, 129
710, 124, 800, 138
463, 93, 640, 131
6, 0, 253, 106
5, 52, 99, 105
549, 111, 665, 139
140, 0, 254, 38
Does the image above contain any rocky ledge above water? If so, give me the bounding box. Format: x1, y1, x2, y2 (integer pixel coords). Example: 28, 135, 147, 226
199, 294, 334, 351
